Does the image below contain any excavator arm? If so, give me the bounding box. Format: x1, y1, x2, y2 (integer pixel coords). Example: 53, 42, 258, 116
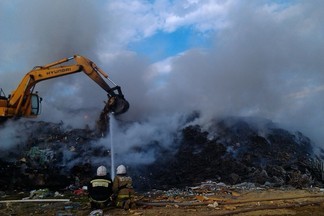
0, 55, 129, 119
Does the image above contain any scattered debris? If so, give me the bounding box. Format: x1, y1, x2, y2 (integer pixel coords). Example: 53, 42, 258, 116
26, 188, 52, 199
207, 201, 219, 208
89, 209, 103, 216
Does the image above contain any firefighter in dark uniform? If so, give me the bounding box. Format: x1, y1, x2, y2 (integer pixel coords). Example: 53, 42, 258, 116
112, 164, 135, 210
88, 165, 113, 209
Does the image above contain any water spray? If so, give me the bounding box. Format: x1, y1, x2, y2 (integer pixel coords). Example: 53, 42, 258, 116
109, 112, 116, 179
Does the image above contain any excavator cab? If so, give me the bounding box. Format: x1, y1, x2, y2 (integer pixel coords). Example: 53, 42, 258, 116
30, 93, 42, 116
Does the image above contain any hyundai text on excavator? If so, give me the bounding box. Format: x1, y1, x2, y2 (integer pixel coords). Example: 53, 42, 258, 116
0, 55, 129, 121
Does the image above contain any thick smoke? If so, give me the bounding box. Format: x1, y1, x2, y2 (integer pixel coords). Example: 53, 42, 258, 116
1, 1, 324, 166
0, 0, 113, 128
96, 113, 187, 166
0, 120, 28, 156
117, 1, 324, 147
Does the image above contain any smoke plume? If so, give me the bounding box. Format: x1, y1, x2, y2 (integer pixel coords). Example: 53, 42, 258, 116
1, 1, 324, 165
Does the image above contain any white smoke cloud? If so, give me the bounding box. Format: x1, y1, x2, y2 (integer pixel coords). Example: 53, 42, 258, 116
1, 0, 324, 159
0, 0, 115, 128
0, 120, 28, 154
118, 0, 324, 147
97, 113, 186, 166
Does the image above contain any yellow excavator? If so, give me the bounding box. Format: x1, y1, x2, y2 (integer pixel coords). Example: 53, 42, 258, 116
0, 55, 129, 121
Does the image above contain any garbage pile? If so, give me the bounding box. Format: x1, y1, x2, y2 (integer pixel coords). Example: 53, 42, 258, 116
136, 117, 324, 190
0, 120, 103, 191
0, 116, 323, 192
140, 181, 264, 204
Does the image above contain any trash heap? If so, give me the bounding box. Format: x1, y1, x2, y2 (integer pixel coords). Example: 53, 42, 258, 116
136, 117, 324, 191
0, 120, 102, 191
0, 116, 323, 192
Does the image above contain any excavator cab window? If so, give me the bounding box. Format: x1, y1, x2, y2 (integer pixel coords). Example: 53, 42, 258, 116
31, 94, 42, 115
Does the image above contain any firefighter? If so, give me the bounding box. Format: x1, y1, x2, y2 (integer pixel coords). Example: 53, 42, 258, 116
88, 165, 113, 210
112, 164, 135, 210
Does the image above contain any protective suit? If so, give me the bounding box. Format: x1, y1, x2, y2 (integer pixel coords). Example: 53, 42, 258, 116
112, 165, 135, 210
88, 166, 113, 209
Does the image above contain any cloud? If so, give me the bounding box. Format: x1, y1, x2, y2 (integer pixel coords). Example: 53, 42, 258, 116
163, 0, 232, 32
287, 85, 324, 99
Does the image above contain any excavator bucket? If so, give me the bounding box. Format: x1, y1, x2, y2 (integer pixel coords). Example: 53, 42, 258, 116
107, 96, 129, 115
96, 95, 129, 135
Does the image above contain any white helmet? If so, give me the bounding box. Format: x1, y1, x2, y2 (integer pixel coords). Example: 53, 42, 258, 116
97, 165, 107, 176
116, 165, 126, 175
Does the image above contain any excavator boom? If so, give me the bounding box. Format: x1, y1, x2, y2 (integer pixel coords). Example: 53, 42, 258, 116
0, 55, 129, 119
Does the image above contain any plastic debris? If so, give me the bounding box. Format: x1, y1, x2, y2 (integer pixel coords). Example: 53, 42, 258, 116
207, 201, 219, 208
26, 188, 51, 199
89, 209, 103, 216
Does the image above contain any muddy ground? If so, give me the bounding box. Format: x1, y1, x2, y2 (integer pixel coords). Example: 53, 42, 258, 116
0, 187, 323, 216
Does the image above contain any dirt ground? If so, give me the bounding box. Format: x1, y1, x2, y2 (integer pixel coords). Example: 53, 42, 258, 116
0, 188, 323, 216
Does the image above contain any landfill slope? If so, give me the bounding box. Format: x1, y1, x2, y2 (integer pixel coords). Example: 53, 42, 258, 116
0, 117, 323, 192
137, 117, 324, 191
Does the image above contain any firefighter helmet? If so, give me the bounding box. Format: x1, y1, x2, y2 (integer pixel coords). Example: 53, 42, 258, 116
97, 165, 107, 176
116, 164, 126, 175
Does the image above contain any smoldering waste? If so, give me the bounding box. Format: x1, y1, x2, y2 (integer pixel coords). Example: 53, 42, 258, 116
0, 116, 323, 192
139, 117, 324, 190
